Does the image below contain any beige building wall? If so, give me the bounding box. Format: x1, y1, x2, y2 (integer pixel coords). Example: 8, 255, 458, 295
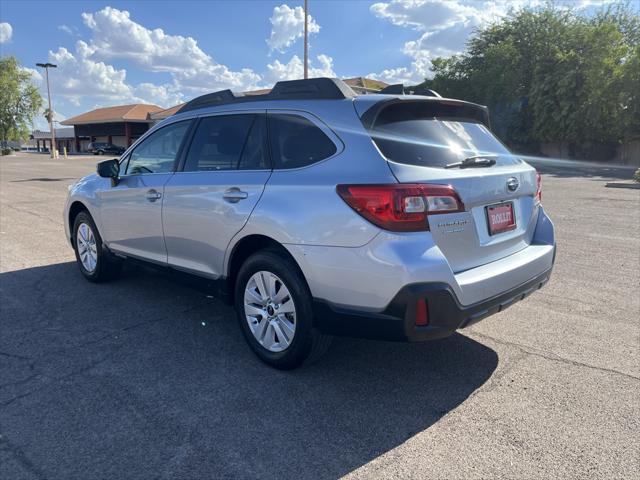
111, 136, 128, 147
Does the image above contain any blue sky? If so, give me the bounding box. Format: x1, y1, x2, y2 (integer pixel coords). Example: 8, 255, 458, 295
0, 0, 624, 128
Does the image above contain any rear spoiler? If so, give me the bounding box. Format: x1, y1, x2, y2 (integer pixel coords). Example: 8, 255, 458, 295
360, 96, 491, 131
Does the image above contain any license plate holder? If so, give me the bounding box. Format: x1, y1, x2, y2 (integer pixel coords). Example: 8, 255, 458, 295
486, 202, 516, 235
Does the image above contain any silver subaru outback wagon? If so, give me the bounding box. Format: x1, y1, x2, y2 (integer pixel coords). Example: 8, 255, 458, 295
64, 78, 555, 369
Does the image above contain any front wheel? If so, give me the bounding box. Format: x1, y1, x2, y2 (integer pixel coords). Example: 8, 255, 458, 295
73, 211, 121, 282
235, 250, 331, 369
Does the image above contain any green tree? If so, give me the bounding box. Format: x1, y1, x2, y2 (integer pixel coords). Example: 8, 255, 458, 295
419, 4, 640, 159
0, 56, 43, 144
606, 5, 640, 142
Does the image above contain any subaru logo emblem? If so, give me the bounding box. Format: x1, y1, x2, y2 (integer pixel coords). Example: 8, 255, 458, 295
507, 177, 519, 192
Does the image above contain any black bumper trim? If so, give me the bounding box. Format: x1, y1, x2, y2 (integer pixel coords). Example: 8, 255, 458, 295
313, 267, 553, 342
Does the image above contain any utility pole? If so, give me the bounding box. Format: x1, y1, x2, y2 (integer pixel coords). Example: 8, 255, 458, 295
304, 0, 309, 79
36, 62, 58, 158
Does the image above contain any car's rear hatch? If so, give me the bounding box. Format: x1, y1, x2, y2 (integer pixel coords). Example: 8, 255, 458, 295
357, 96, 540, 273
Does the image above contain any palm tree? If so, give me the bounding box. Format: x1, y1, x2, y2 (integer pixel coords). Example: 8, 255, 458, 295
43, 108, 54, 124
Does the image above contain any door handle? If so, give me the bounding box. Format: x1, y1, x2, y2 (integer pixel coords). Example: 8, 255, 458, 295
223, 188, 248, 203
145, 189, 162, 202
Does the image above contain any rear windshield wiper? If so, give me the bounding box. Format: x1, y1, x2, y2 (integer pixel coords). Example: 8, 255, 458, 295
445, 155, 498, 169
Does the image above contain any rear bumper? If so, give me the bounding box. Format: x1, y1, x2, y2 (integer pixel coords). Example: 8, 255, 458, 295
287, 207, 555, 312
313, 266, 553, 342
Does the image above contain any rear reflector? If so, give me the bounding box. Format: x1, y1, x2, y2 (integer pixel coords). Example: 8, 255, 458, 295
535, 172, 542, 204
336, 183, 464, 232
415, 299, 429, 326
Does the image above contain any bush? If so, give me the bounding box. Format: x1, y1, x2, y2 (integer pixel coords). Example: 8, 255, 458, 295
1, 148, 13, 156
634, 168, 640, 183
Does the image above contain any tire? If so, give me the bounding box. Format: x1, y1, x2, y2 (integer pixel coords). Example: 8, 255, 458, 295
234, 250, 332, 369
72, 211, 122, 283
97, 150, 104, 155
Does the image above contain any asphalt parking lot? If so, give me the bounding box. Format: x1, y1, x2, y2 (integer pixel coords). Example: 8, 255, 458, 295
1, 153, 638, 479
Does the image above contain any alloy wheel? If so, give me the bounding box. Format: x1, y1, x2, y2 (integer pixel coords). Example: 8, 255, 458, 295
244, 271, 297, 352
76, 223, 98, 273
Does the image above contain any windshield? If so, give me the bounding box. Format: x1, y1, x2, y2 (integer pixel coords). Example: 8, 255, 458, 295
369, 102, 522, 168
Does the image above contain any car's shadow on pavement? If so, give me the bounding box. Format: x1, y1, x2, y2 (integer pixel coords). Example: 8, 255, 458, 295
1, 262, 498, 480
527, 159, 636, 180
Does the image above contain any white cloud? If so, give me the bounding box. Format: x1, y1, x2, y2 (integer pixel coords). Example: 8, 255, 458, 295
265, 54, 335, 83
267, 4, 320, 53
48, 42, 135, 106
369, 0, 618, 84
371, 0, 482, 31
13, 6, 270, 121
24, 5, 339, 120
174, 66, 261, 94
369, 0, 516, 83
0, 22, 12, 43
20, 67, 43, 83
133, 82, 183, 107
77, 6, 262, 96
58, 24, 82, 37
33, 6, 271, 114
81, 7, 211, 73
367, 66, 415, 85
42, 41, 183, 109
53, 110, 66, 122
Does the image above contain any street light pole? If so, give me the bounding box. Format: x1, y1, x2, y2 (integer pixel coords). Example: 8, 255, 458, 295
36, 62, 58, 158
304, 0, 309, 79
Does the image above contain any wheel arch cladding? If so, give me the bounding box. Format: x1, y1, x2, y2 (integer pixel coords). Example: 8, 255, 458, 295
227, 234, 309, 304
68, 201, 89, 240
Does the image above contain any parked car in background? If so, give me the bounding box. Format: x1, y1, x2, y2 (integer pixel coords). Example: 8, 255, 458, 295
87, 142, 126, 155
64, 78, 555, 369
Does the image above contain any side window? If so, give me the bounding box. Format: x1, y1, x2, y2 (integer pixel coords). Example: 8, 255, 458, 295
268, 114, 337, 169
126, 120, 191, 175
184, 114, 260, 172
238, 114, 269, 170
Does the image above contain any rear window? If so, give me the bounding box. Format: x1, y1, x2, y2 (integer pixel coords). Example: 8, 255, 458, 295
369, 102, 519, 168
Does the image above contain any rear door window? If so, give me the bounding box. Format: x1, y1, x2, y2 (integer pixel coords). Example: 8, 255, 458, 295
184, 114, 268, 171
369, 102, 517, 168
267, 113, 337, 169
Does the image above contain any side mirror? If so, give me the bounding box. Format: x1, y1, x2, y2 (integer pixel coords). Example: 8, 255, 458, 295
97, 159, 119, 186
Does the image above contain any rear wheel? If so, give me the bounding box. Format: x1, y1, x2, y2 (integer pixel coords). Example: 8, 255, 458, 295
235, 250, 331, 369
73, 211, 121, 282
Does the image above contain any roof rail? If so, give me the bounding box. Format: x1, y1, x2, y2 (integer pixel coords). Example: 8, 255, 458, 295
177, 77, 356, 114
271, 77, 356, 99
378, 84, 441, 97
177, 90, 241, 114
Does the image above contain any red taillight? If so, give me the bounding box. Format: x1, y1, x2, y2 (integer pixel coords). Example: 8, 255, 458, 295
415, 299, 429, 326
535, 172, 542, 204
336, 184, 464, 232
